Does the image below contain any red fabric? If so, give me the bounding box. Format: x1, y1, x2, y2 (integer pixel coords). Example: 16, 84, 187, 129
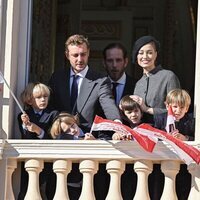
91, 116, 200, 165
91, 116, 156, 152
138, 123, 200, 164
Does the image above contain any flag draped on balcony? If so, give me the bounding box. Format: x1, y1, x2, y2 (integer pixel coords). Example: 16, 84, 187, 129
91, 115, 200, 165
91, 116, 156, 152
137, 123, 200, 165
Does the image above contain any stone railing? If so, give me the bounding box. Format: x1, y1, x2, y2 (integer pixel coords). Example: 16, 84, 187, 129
0, 139, 200, 200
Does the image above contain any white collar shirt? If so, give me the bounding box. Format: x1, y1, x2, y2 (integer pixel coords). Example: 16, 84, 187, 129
70, 66, 88, 95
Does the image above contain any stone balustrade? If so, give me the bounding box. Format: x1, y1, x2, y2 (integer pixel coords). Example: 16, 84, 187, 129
0, 139, 200, 200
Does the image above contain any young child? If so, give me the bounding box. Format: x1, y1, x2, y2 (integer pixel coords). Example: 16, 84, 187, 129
154, 88, 194, 141
18, 82, 58, 139
50, 112, 95, 200
112, 95, 141, 199
17, 82, 58, 200
153, 89, 194, 200
50, 112, 95, 140
112, 95, 143, 140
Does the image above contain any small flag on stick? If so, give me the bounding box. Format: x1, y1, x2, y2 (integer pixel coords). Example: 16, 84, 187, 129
165, 105, 176, 133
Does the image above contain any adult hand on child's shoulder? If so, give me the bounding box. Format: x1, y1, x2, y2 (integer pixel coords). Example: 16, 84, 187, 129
129, 95, 150, 113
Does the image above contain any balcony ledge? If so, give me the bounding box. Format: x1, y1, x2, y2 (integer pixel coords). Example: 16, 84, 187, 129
1, 139, 200, 164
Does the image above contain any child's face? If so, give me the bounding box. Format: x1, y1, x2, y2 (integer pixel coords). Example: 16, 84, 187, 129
31, 93, 49, 111
60, 122, 80, 136
124, 108, 142, 125
167, 103, 188, 121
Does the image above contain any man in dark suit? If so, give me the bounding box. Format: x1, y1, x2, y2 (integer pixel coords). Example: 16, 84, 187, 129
103, 42, 136, 106
49, 34, 121, 133
103, 43, 137, 200
49, 35, 122, 200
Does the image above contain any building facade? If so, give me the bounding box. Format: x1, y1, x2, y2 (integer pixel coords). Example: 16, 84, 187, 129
0, 1, 200, 199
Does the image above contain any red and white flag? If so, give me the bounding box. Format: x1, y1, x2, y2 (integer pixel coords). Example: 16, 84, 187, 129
138, 123, 200, 165
91, 116, 200, 165
90, 116, 157, 152
165, 105, 176, 133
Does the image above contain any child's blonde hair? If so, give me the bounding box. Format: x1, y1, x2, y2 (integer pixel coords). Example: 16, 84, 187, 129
21, 82, 50, 108
166, 89, 191, 109
50, 112, 79, 139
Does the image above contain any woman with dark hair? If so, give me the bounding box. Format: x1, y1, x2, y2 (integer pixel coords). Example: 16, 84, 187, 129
131, 36, 181, 200
131, 35, 181, 123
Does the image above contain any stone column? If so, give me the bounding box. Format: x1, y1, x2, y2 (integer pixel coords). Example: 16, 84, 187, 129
106, 160, 125, 200
188, 164, 200, 200
79, 160, 98, 200
160, 161, 179, 200
6, 159, 17, 200
24, 159, 43, 200
134, 160, 153, 200
53, 159, 72, 200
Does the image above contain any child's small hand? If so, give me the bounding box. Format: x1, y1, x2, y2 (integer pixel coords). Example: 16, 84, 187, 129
84, 133, 96, 140
112, 132, 122, 140
112, 132, 133, 140
170, 129, 179, 136
26, 122, 42, 135
124, 134, 133, 140
172, 131, 189, 141
21, 113, 31, 126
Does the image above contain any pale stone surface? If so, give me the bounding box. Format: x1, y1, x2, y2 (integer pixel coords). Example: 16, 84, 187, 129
79, 160, 98, 200
53, 160, 72, 200
106, 160, 125, 200
134, 160, 153, 200
160, 161, 180, 200
24, 159, 43, 200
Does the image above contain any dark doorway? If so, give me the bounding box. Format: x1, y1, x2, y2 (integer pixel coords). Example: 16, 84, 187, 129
30, 0, 197, 96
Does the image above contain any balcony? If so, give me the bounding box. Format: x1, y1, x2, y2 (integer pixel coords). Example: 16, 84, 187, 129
0, 139, 200, 200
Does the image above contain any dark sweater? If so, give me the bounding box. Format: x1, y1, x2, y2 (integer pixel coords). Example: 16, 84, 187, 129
18, 107, 58, 139
154, 112, 195, 141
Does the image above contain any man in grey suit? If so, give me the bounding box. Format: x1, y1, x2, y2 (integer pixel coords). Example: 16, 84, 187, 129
49, 34, 121, 133
49, 34, 122, 199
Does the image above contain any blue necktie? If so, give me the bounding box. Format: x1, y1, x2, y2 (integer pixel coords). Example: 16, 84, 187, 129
71, 75, 79, 109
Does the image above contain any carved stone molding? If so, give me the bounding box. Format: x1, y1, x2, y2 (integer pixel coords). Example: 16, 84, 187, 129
81, 20, 121, 40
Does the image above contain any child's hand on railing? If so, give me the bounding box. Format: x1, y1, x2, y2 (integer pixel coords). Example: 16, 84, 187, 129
112, 132, 133, 140
84, 133, 96, 140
